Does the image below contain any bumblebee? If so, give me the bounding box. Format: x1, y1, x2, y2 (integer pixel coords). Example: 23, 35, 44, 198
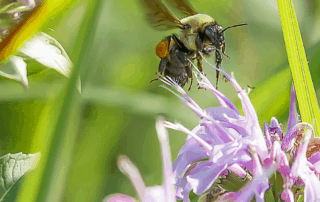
142, 0, 247, 90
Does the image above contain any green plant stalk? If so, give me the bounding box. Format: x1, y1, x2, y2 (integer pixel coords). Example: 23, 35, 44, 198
13, 1, 104, 202
34, 0, 104, 201
277, 0, 320, 136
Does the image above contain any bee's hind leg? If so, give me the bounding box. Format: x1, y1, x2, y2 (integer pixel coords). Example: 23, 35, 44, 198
150, 77, 159, 83
150, 69, 164, 84
188, 76, 193, 91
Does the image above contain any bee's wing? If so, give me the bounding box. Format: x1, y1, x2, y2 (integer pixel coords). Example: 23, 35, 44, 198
141, 0, 183, 30
164, 0, 198, 16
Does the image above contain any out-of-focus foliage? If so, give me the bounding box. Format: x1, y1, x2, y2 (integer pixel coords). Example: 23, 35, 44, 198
0, 32, 73, 88
0, 0, 319, 201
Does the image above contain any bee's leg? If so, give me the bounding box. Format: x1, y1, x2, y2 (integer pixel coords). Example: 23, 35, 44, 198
196, 54, 203, 72
221, 44, 230, 59
150, 77, 158, 83
188, 76, 193, 91
215, 50, 223, 89
151, 58, 167, 83
195, 35, 204, 72
150, 72, 162, 83
195, 35, 202, 51
223, 53, 230, 59
195, 36, 204, 72
186, 63, 193, 91
215, 63, 221, 89
159, 57, 167, 73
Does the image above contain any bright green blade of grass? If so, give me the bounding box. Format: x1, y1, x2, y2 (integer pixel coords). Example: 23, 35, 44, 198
277, 0, 320, 136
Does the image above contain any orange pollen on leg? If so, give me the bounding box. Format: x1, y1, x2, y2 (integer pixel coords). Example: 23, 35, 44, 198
156, 40, 169, 58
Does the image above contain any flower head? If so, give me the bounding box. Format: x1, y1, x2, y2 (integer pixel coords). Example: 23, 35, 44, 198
160, 57, 320, 201
159, 58, 269, 200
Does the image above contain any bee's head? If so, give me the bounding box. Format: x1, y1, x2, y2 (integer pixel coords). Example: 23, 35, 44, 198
203, 24, 224, 49
204, 23, 247, 51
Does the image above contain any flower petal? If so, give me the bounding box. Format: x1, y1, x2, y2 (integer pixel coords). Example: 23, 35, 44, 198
117, 155, 146, 199
236, 148, 270, 202
143, 186, 166, 202
286, 83, 299, 134
195, 72, 240, 115
156, 117, 176, 202
281, 189, 294, 202
263, 121, 272, 150
308, 152, 320, 173
227, 164, 247, 178
172, 144, 208, 177
103, 194, 138, 202
291, 127, 320, 201
186, 161, 228, 194
175, 177, 192, 201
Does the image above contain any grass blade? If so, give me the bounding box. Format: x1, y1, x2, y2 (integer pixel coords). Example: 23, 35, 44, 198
13, 0, 103, 202
277, 0, 320, 136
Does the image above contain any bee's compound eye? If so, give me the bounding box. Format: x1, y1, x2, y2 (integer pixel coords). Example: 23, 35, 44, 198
156, 40, 169, 58
183, 24, 191, 30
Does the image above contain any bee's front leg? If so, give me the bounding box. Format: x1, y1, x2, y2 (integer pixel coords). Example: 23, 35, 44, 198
215, 50, 223, 89
195, 35, 204, 72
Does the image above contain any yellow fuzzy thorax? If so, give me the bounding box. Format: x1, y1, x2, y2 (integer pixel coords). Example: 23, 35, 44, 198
180, 14, 215, 31
179, 14, 216, 51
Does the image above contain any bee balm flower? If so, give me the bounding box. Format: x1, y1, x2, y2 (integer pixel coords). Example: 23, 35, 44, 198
161, 58, 320, 201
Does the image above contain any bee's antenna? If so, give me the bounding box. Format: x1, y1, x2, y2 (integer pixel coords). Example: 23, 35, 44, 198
221, 23, 248, 33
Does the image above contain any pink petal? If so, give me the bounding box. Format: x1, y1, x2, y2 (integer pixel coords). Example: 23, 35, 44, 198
103, 193, 138, 202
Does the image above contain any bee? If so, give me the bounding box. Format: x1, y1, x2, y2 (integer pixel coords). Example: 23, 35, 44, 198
142, 0, 247, 90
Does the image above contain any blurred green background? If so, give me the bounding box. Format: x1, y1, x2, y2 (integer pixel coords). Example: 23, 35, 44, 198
1, 0, 320, 201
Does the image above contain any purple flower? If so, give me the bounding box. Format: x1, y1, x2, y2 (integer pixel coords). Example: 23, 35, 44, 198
160, 57, 320, 201
160, 60, 269, 201
103, 118, 176, 202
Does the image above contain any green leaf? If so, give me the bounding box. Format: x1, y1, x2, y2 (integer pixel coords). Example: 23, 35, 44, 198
18, 32, 73, 78
0, 56, 28, 87
277, 0, 320, 136
0, 32, 77, 89
0, 152, 40, 201
264, 188, 275, 202
274, 172, 284, 201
